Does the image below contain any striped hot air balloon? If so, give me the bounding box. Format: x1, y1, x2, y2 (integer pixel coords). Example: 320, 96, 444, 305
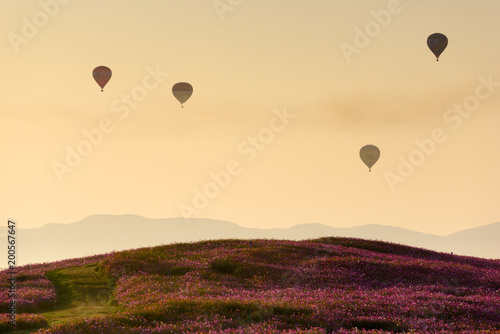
172, 82, 193, 108
92, 66, 112, 92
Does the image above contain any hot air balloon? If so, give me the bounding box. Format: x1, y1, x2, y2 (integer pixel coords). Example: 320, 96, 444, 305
360, 145, 380, 172
427, 33, 448, 61
172, 82, 193, 108
92, 66, 112, 92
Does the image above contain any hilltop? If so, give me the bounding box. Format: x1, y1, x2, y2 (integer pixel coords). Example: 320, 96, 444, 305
6, 215, 500, 269
1, 237, 500, 333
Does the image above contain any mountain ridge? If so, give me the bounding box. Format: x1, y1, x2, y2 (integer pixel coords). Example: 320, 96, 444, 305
3, 215, 499, 268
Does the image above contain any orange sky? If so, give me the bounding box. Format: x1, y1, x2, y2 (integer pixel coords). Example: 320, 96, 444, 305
1, 0, 500, 235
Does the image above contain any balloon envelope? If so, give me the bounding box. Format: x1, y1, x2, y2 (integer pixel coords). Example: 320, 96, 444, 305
172, 82, 193, 106
93, 66, 112, 91
427, 33, 448, 61
360, 145, 380, 172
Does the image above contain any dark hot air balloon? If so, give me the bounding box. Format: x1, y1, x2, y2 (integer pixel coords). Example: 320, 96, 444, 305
427, 33, 448, 61
92, 66, 112, 92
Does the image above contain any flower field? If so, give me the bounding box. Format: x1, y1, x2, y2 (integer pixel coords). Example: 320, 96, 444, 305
1, 237, 500, 333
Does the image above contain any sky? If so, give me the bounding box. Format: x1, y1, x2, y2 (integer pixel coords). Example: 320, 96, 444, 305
1, 0, 500, 236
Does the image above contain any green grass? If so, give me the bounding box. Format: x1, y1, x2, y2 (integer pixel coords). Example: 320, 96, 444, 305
11, 264, 118, 333
43, 264, 118, 325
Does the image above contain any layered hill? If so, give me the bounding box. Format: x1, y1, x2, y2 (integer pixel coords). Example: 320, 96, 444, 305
1, 237, 500, 333
5, 215, 500, 269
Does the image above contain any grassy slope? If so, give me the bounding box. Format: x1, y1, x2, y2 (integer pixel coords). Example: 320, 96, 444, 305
42, 264, 117, 325
11, 264, 117, 333
5, 237, 500, 333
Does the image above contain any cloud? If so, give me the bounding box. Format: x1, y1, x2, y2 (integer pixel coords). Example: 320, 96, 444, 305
300, 82, 489, 131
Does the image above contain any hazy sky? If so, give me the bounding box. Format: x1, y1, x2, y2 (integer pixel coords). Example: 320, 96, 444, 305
1, 0, 500, 235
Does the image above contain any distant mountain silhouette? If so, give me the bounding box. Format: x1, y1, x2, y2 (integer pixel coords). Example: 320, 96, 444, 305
2, 215, 499, 268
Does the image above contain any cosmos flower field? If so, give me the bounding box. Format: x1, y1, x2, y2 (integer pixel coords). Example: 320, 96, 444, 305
1, 237, 500, 333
